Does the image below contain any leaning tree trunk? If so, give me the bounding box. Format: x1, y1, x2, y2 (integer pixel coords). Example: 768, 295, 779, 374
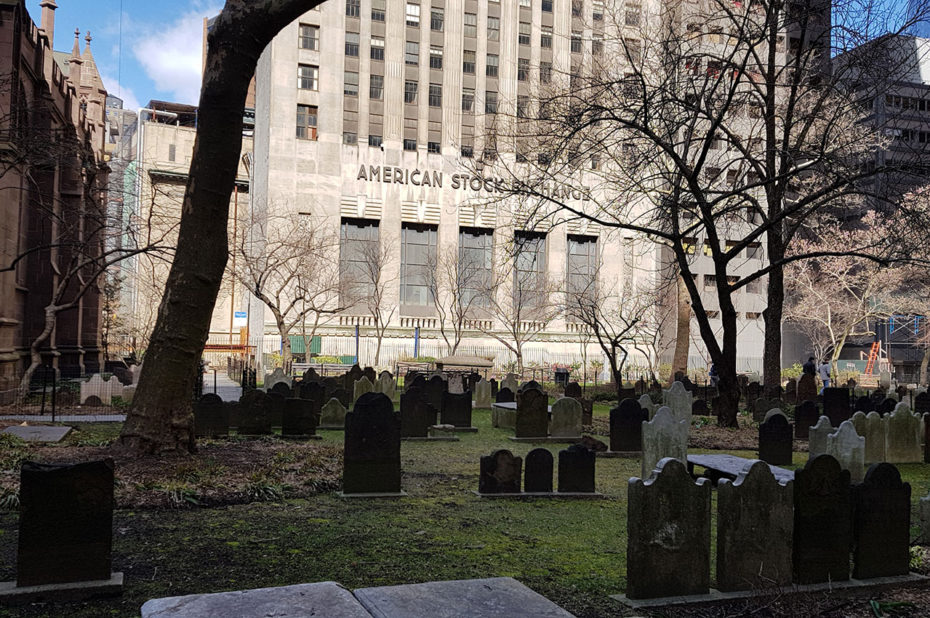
670, 275, 691, 383
119, 1, 322, 455
19, 306, 58, 401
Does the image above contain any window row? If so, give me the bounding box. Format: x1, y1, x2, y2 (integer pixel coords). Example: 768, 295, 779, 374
347, 0, 566, 21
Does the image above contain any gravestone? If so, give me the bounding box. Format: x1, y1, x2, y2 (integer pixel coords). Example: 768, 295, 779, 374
448, 374, 465, 394
564, 382, 582, 399
895, 385, 909, 402
794, 401, 819, 439
863, 411, 885, 464
194, 393, 229, 438
878, 370, 892, 390
626, 458, 711, 599
822, 387, 851, 427
479, 450, 522, 493
377, 371, 395, 400
519, 380, 543, 395
495, 387, 515, 403
302, 367, 320, 383
501, 373, 519, 393
885, 403, 922, 463
474, 379, 492, 408
362, 366, 376, 385
406, 373, 426, 392
441, 391, 473, 428
638, 394, 655, 420
797, 374, 817, 404
524, 448, 554, 493
784, 378, 797, 405
400, 388, 436, 438
343, 392, 402, 495
80, 374, 123, 405
298, 380, 324, 403
717, 460, 794, 592
793, 455, 851, 584
915, 391, 930, 415
579, 397, 593, 425
663, 381, 692, 425
281, 398, 320, 438
753, 398, 776, 423
264, 367, 291, 391
319, 398, 347, 429
692, 399, 710, 416
265, 392, 286, 427
322, 376, 340, 399
610, 399, 646, 453
745, 381, 762, 403
270, 381, 292, 398
855, 395, 874, 413
515, 388, 549, 439
558, 444, 596, 493
549, 398, 582, 438
16, 459, 116, 587
852, 463, 911, 579
641, 407, 688, 479
346, 364, 364, 390
826, 421, 865, 482
238, 391, 272, 435
332, 387, 351, 409
878, 397, 897, 415
353, 376, 373, 403
489, 378, 498, 397
425, 375, 447, 417
759, 411, 793, 466
807, 416, 832, 460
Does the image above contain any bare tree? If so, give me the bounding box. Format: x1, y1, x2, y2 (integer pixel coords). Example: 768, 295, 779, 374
340, 230, 397, 367
428, 243, 492, 356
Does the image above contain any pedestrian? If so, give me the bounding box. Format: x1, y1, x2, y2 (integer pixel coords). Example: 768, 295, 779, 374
802, 356, 816, 377
818, 359, 831, 391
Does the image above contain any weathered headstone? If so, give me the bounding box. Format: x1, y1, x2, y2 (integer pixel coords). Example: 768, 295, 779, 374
343, 393, 401, 495
515, 388, 549, 439
297, 380, 324, 403
194, 393, 229, 438
793, 455, 851, 584
794, 401, 819, 439
579, 397, 593, 425
281, 397, 320, 438
610, 399, 646, 453
641, 407, 688, 478
441, 391, 473, 428
264, 367, 292, 391
807, 416, 833, 460
353, 376, 374, 403
238, 391, 272, 435
319, 397, 347, 429
400, 388, 436, 438
852, 463, 911, 579
474, 378, 492, 408
270, 381, 292, 397
759, 411, 793, 466
16, 459, 116, 587
564, 382, 582, 399
558, 444, 596, 493
362, 366, 376, 384
797, 374, 817, 404
501, 373, 519, 393
885, 402, 922, 463
479, 449, 522, 494
663, 381, 692, 425
638, 394, 655, 420
822, 387, 851, 427
549, 397, 582, 438
495, 387, 515, 403
489, 378, 498, 397
626, 458, 711, 599
863, 411, 885, 464
301, 367, 320, 383
448, 373, 465, 394
826, 421, 865, 482
717, 460, 794, 592
377, 371, 395, 400
784, 378, 797, 405
878, 370, 892, 390
265, 391, 286, 427
524, 448, 553, 493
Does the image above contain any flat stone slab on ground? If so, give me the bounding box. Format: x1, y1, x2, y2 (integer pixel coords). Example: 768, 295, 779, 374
493, 402, 553, 412
1, 425, 71, 442
611, 572, 928, 610
508, 436, 581, 443
473, 491, 605, 499
0, 572, 122, 605
687, 454, 794, 484
354, 577, 575, 617
140, 581, 371, 617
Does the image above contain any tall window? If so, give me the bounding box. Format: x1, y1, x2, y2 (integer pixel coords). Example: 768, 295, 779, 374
462, 88, 475, 112
298, 64, 319, 90
459, 228, 493, 308
370, 74, 384, 99
346, 0, 360, 17
431, 8, 444, 30
519, 22, 531, 45
592, 35, 604, 56
296, 104, 318, 140
429, 83, 442, 107
625, 3, 641, 26
429, 46, 443, 69
485, 91, 498, 113
541, 26, 553, 49
463, 50, 476, 74
369, 134, 382, 147
540, 61, 552, 83
517, 95, 529, 117
567, 235, 597, 299
345, 32, 360, 56
571, 31, 582, 53
487, 16, 500, 41
542, 0, 552, 12
404, 138, 417, 151
464, 13, 477, 37
344, 71, 359, 96
514, 231, 547, 307
299, 25, 319, 50
486, 54, 499, 78
405, 80, 418, 103
371, 0, 385, 21
406, 2, 420, 26
518, 58, 529, 81
406, 41, 419, 65
340, 219, 380, 303
401, 224, 437, 306
371, 37, 385, 60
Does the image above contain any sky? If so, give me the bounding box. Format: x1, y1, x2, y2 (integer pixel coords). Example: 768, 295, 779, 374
27, 0, 223, 111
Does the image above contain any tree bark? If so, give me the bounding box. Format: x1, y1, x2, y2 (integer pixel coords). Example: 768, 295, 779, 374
920, 347, 930, 387
670, 275, 691, 383
118, 1, 321, 455
763, 246, 785, 399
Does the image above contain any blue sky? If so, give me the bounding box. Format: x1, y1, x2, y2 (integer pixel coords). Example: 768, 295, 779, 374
27, 0, 223, 111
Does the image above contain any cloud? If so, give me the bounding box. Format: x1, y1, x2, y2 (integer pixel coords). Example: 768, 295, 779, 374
100, 72, 141, 112
131, 4, 221, 105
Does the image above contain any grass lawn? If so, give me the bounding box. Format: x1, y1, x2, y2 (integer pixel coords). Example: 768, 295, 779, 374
0, 404, 929, 617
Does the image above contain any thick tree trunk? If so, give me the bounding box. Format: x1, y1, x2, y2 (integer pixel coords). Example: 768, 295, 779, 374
763, 260, 785, 399
19, 306, 57, 400
670, 275, 691, 383
118, 1, 320, 455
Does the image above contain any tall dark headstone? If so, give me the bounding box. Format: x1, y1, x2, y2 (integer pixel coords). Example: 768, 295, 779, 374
343, 393, 401, 494
793, 455, 851, 584
479, 450, 522, 493
302, 367, 320, 383
265, 391, 286, 427
852, 463, 911, 579
441, 391, 473, 428
496, 387, 515, 403
746, 381, 762, 403
878, 397, 897, 415
424, 375, 447, 417
784, 378, 798, 405
524, 448, 554, 493
332, 387, 351, 409
298, 380, 324, 403
579, 397, 593, 425
322, 376, 340, 400
558, 444, 596, 493
17, 459, 115, 587
797, 374, 817, 405
400, 387, 436, 438
758, 412, 793, 466
519, 380, 543, 394
794, 401, 819, 439
362, 366, 377, 384
915, 392, 930, 415
270, 382, 292, 398
564, 382, 582, 398
610, 399, 646, 452
855, 395, 874, 413
281, 397, 320, 438
237, 391, 272, 435
822, 387, 851, 427
627, 458, 711, 599
489, 378, 498, 397
692, 399, 709, 416
194, 393, 229, 438
406, 373, 426, 392
515, 388, 549, 438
